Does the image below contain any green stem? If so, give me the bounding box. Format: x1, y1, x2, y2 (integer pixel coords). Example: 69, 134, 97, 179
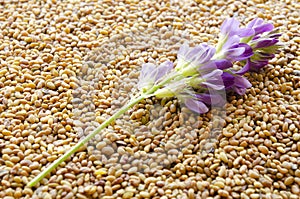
27, 94, 147, 187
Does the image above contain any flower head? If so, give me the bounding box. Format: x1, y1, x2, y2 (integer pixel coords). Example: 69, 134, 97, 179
138, 17, 281, 114
216, 29, 253, 62
247, 29, 282, 72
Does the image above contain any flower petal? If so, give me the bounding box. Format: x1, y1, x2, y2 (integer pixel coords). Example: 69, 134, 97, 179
214, 59, 233, 70
138, 63, 157, 90
177, 43, 189, 59
184, 97, 209, 114
220, 18, 254, 37
254, 23, 274, 35
201, 69, 223, 79
235, 59, 250, 75
220, 18, 240, 36
196, 93, 226, 106
199, 59, 230, 72
233, 76, 252, 95
155, 61, 174, 81
222, 35, 240, 50
226, 43, 253, 61
247, 18, 274, 35
195, 44, 216, 64
237, 28, 255, 37
255, 38, 279, 49
221, 72, 235, 88
198, 61, 218, 72
234, 76, 252, 88
249, 60, 269, 72
201, 81, 225, 90
200, 70, 225, 90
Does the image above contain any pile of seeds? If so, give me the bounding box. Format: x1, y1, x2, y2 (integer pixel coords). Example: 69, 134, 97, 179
0, 0, 299, 198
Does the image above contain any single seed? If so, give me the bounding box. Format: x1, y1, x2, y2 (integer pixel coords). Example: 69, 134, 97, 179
284, 176, 294, 186
102, 146, 114, 156
46, 81, 56, 90
258, 145, 269, 154
249, 170, 260, 179
220, 152, 228, 163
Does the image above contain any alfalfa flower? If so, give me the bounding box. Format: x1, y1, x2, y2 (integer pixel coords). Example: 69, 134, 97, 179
219, 38, 253, 61
221, 72, 252, 95
138, 61, 173, 92
215, 17, 281, 75
214, 18, 254, 62
235, 18, 282, 72
247, 29, 282, 71
153, 68, 225, 114
181, 94, 209, 114
176, 43, 216, 76
245, 18, 274, 38
188, 69, 225, 90
219, 18, 254, 38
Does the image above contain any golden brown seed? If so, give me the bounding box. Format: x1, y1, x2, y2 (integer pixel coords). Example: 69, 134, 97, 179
46, 81, 56, 90
258, 145, 269, 154
220, 152, 229, 163
249, 170, 260, 179
284, 176, 294, 186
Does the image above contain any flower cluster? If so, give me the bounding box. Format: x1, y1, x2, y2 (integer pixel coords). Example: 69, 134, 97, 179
138, 17, 281, 114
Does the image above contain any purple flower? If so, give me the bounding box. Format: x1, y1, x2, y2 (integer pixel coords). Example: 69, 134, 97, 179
138, 61, 173, 91
246, 18, 274, 36
248, 53, 275, 72
225, 43, 253, 61
183, 95, 209, 114
214, 59, 233, 70
238, 52, 275, 73
200, 59, 233, 71
177, 43, 216, 65
155, 61, 174, 81
232, 75, 252, 95
176, 43, 216, 76
200, 69, 225, 90
248, 59, 269, 72
245, 31, 281, 73
254, 38, 279, 49
182, 92, 227, 114
220, 35, 253, 61
221, 72, 235, 88
140, 17, 281, 115
235, 59, 251, 75
244, 19, 280, 51
220, 18, 254, 38
246, 29, 281, 72
221, 72, 252, 95
196, 93, 226, 107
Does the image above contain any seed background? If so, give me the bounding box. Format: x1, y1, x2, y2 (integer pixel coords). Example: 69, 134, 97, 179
0, 0, 299, 198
